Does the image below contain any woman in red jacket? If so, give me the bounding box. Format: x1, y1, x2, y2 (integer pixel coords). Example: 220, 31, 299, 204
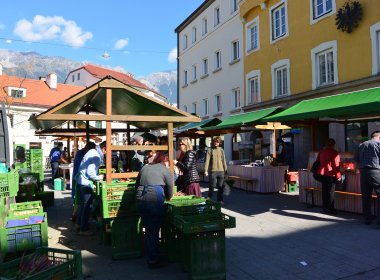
317, 138, 341, 214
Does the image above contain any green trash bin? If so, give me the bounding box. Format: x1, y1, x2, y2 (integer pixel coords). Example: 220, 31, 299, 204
54, 178, 64, 191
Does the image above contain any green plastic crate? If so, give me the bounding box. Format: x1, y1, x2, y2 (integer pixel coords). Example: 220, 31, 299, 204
0, 213, 48, 255
102, 199, 138, 219
0, 246, 82, 280
173, 213, 236, 234
288, 183, 298, 192
161, 222, 184, 262
181, 230, 226, 280
8, 201, 44, 218
101, 184, 136, 201
0, 170, 20, 198
165, 199, 219, 223
111, 216, 143, 260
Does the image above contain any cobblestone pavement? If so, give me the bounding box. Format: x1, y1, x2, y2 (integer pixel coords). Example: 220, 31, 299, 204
45, 181, 380, 280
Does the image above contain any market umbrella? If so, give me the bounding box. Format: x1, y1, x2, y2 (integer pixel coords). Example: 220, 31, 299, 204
255, 122, 291, 159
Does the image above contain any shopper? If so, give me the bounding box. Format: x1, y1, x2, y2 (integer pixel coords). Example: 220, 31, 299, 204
132, 135, 145, 171
71, 141, 96, 222
49, 143, 64, 182
76, 141, 107, 235
204, 136, 228, 203
356, 131, 380, 225
135, 153, 173, 268
174, 137, 202, 196
316, 138, 341, 215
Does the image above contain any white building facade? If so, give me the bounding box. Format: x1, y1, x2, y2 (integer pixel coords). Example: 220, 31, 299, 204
176, 0, 244, 161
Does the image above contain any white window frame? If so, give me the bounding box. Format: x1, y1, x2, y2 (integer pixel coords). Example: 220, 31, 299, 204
271, 59, 290, 98
310, 0, 336, 24
231, 0, 238, 13
311, 40, 338, 89
214, 94, 222, 113
231, 40, 240, 62
214, 6, 220, 26
246, 17, 260, 54
246, 70, 261, 104
192, 27, 197, 43
202, 17, 208, 35
231, 88, 241, 109
183, 70, 188, 86
8, 87, 26, 98
77, 73, 80, 80
269, 0, 288, 44
192, 102, 197, 115
202, 99, 209, 116
192, 65, 197, 81
370, 22, 380, 75
202, 58, 209, 76
71, 75, 75, 82
183, 34, 188, 50
215, 50, 222, 70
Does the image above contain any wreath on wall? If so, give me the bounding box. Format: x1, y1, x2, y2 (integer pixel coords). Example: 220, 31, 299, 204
335, 0, 363, 34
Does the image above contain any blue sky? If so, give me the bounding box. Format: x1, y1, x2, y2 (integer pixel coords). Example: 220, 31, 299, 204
0, 1, 204, 77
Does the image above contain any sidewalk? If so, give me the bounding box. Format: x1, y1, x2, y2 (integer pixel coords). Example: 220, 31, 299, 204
45, 181, 380, 280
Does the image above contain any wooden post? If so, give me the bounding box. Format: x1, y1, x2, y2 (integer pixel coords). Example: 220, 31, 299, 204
167, 122, 174, 173
106, 88, 112, 184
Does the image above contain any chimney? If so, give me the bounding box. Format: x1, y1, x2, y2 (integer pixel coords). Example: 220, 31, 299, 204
39, 76, 46, 81
46, 73, 57, 89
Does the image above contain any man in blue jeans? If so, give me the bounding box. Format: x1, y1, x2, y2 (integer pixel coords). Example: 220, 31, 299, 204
49, 142, 64, 182
76, 141, 107, 235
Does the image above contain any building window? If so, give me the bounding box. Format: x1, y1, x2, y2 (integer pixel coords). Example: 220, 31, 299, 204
231, 0, 238, 13
192, 65, 197, 81
214, 7, 220, 26
202, 58, 209, 75
192, 27, 197, 43
270, 1, 288, 43
232, 88, 240, 109
183, 34, 188, 50
214, 94, 222, 113
313, 0, 333, 18
72, 75, 74, 82
246, 70, 261, 104
183, 70, 188, 85
10, 89, 25, 98
246, 17, 259, 53
192, 102, 197, 115
311, 40, 338, 89
231, 40, 240, 61
77, 73, 80, 80
215, 50, 221, 70
202, 17, 208, 35
271, 59, 290, 98
202, 99, 209, 116
370, 22, 380, 75
183, 105, 188, 112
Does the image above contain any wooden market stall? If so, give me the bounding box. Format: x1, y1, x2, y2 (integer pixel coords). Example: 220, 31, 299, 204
31, 76, 200, 182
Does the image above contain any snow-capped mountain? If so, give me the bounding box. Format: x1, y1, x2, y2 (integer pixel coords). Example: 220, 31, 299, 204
0, 49, 178, 104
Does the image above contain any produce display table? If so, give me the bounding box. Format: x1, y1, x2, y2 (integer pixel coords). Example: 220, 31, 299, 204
227, 165, 288, 193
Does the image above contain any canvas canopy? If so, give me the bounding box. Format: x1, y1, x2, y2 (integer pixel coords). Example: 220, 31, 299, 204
264, 87, 380, 122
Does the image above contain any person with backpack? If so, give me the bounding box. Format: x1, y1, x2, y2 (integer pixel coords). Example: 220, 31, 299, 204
204, 136, 228, 203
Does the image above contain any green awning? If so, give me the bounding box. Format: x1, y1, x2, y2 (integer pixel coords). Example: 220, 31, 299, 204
176, 118, 221, 133
264, 87, 380, 122
203, 107, 283, 131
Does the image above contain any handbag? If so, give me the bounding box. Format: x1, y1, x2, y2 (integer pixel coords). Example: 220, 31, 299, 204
310, 159, 322, 181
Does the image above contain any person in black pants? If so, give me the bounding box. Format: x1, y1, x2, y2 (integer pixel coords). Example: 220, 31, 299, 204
356, 131, 380, 225
316, 138, 341, 214
49, 143, 64, 182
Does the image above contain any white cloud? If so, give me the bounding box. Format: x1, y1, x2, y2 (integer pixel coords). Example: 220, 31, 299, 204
168, 48, 177, 63
0, 24, 5, 30
114, 38, 128, 50
13, 15, 93, 47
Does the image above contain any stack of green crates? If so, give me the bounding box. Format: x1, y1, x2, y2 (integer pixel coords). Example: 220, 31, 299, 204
97, 181, 142, 260
163, 196, 236, 280
27, 149, 44, 188
0, 200, 48, 258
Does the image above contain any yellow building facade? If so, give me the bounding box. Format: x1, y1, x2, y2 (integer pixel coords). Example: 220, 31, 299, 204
240, 0, 380, 108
